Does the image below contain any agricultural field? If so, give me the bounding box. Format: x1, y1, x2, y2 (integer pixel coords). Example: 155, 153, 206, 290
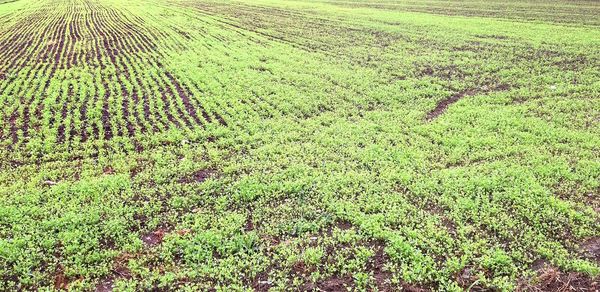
0, 0, 599, 290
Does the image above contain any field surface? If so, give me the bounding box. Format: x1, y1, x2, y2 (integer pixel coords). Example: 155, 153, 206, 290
0, 0, 599, 291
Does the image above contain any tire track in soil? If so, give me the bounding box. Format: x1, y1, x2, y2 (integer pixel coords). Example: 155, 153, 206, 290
425, 83, 511, 121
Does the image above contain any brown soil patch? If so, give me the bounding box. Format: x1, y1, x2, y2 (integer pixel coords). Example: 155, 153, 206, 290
474, 34, 509, 40
53, 265, 69, 290
456, 266, 488, 291
245, 212, 254, 231
164, 71, 202, 127
103, 166, 115, 175
119, 85, 135, 137
530, 258, 550, 272
101, 89, 112, 140
252, 270, 272, 291
141, 228, 168, 246
426, 83, 510, 121
95, 278, 114, 292
301, 275, 353, 291
370, 243, 393, 291
212, 111, 228, 126
8, 111, 18, 144
178, 169, 214, 184
580, 237, 600, 264
425, 89, 474, 121
95, 253, 134, 292
320, 220, 353, 237
519, 267, 599, 291
418, 64, 468, 80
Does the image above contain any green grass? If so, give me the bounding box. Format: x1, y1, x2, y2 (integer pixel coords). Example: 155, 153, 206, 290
0, 0, 599, 290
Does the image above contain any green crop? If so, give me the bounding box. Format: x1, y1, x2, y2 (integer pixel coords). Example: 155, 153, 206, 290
0, 0, 598, 291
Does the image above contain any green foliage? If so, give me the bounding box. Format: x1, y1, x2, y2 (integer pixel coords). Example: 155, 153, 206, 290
0, 0, 599, 291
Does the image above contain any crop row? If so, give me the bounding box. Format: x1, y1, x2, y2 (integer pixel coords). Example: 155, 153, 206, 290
0, 0, 229, 152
